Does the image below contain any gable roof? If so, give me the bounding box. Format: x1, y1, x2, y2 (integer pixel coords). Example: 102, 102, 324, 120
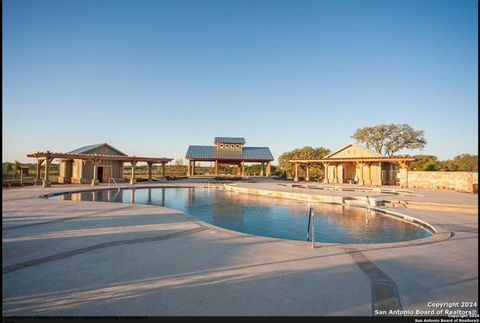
68, 143, 127, 156
323, 143, 382, 159
186, 145, 273, 161
214, 137, 246, 144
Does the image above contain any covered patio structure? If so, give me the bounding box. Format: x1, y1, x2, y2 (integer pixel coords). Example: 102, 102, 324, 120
27, 143, 173, 187
185, 137, 274, 177
290, 143, 415, 186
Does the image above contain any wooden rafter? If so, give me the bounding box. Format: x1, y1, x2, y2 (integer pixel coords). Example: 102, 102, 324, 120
27, 151, 173, 164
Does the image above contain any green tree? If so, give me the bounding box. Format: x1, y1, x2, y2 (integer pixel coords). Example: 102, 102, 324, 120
174, 159, 185, 176
14, 160, 22, 171
278, 146, 330, 178
4, 162, 13, 172
352, 124, 426, 156
409, 155, 440, 171
440, 154, 478, 172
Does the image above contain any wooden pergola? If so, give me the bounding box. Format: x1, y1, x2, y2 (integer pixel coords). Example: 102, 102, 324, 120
289, 156, 415, 184
27, 151, 173, 187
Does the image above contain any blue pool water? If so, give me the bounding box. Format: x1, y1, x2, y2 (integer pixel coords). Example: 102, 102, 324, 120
50, 187, 432, 243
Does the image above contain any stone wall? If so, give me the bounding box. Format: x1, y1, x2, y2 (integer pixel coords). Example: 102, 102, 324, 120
400, 171, 474, 193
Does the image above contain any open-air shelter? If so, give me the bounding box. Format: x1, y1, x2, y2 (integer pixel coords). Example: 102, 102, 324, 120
27, 143, 173, 187
290, 143, 415, 186
185, 137, 274, 177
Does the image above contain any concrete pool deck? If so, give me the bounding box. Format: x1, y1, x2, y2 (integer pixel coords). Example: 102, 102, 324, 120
2, 181, 478, 316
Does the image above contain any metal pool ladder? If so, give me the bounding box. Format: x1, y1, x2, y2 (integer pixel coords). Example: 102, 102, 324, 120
306, 205, 315, 248
108, 178, 121, 192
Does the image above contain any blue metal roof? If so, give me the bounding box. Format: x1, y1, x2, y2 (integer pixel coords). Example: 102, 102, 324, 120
68, 143, 127, 156
214, 137, 246, 144
68, 143, 106, 154
186, 145, 273, 161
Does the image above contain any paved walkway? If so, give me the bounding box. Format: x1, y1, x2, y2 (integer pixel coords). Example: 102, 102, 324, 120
2, 182, 478, 316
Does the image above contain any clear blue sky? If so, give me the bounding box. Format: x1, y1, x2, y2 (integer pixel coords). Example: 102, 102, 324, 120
3, 0, 478, 164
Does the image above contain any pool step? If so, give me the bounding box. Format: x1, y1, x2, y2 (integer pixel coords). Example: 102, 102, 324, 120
383, 200, 478, 214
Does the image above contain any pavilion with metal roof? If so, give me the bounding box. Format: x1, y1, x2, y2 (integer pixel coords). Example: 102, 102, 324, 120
27, 143, 173, 187
185, 137, 274, 176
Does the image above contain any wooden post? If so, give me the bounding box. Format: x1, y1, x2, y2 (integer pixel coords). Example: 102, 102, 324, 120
35, 159, 44, 186
305, 164, 310, 182
294, 162, 299, 182
147, 162, 153, 181
187, 160, 191, 177
266, 161, 271, 176
192, 161, 195, 176
162, 162, 166, 178
332, 163, 338, 183
130, 160, 137, 185
241, 161, 245, 177
215, 160, 218, 176
366, 163, 372, 185
260, 162, 264, 176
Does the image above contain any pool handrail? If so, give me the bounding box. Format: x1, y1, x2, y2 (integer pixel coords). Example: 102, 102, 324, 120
108, 178, 121, 192
306, 205, 315, 248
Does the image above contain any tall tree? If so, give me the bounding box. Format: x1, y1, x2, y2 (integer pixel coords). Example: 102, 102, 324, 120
14, 160, 22, 171
4, 162, 13, 172
278, 146, 330, 176
352, 123, 426, 156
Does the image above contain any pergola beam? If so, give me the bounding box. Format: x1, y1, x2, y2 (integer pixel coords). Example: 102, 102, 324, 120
289, 157, 415, 163
186, 158, 274, 177
27, 152, 172, 164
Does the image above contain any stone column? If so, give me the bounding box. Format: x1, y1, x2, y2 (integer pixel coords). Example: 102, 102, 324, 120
80, 160, 87, 184
130, 161, 137, 185
147, 162, 153, 181
92, 160, 99, 186
162, 162, 166, 178
294, 163, 299, 182
260, 162, 264, 176
43, 158, 52, 188
398, 161, 408, 188
323, 163, 329, 183
358, 162, 365, 185
266, 161, 271, 176
305, 164, 310, 182
35, 159, 44, 186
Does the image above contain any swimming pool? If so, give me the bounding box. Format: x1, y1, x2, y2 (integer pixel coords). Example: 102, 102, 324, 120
49, 187, 432, 243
